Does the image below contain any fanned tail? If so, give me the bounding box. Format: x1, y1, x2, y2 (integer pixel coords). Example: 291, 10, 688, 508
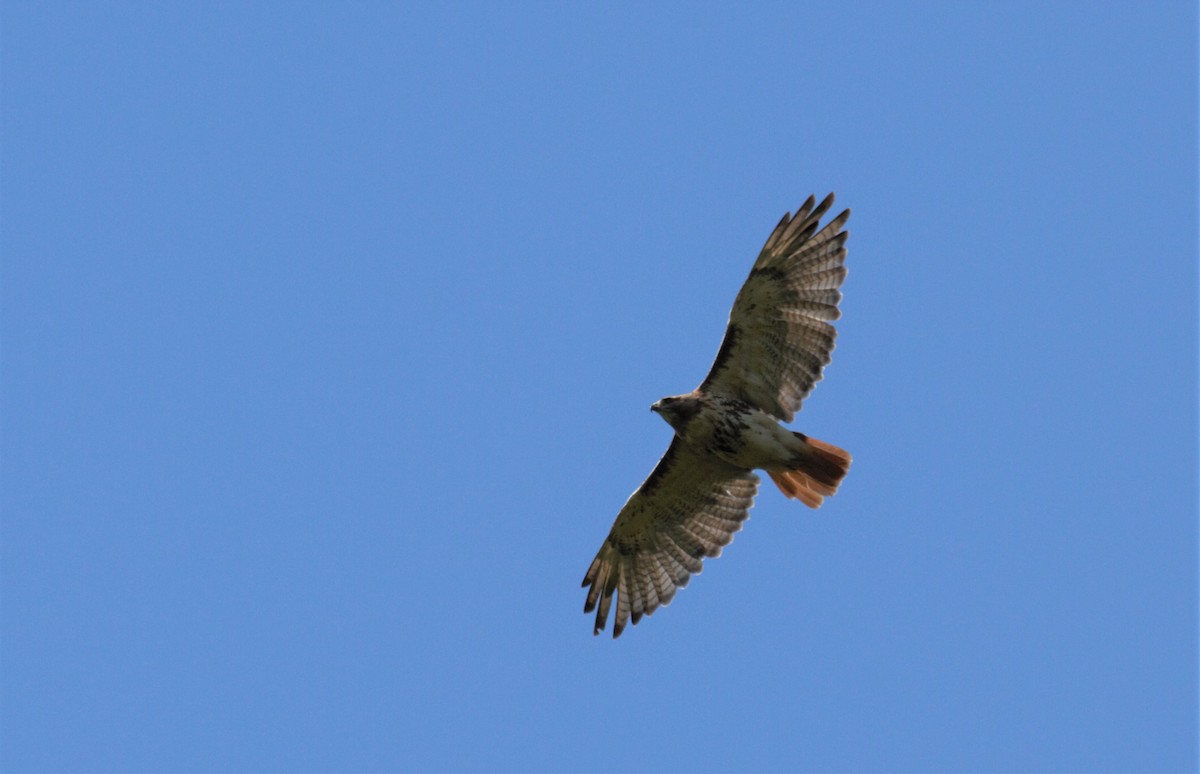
768, 435, 851, 509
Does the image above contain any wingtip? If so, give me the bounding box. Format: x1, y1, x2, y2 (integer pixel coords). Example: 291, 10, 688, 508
812, 192, 836, 220
793, 193, 816, 219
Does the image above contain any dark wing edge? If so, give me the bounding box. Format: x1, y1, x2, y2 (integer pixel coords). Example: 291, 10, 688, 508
699, 193, 850, 422
582, 439, 759, 638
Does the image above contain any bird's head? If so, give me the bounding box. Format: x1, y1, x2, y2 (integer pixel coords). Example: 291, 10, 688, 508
650, 393, 701, 433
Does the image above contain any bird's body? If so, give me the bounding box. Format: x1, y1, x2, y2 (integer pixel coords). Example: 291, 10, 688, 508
583, 194, 853, 637
654, 393, 833, 480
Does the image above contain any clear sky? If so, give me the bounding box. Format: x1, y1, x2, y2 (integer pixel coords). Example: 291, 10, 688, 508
3, 3, 1196, 772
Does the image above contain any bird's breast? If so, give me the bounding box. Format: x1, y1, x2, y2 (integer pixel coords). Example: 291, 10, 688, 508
681, 398, 796, 471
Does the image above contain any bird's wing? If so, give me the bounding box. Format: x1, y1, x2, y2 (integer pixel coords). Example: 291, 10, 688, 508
582, 438, 759, 638
699, 194, 849, 422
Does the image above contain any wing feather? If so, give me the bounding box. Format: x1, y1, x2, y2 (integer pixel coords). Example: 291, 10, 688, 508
660, 533, 703, 575
581, 438, 759, 638
645, 554, 676, 605
614, 569, 633, 637
699, 196, 850, 421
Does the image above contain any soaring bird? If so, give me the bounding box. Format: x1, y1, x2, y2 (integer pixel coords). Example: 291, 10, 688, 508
582, 194, 852, 638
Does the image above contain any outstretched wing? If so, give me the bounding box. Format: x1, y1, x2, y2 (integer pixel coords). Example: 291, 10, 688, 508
582, 439, 759, 638
699, 194, 850, 422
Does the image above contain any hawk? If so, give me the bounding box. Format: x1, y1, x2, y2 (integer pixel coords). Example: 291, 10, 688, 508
582, 193, 852, 638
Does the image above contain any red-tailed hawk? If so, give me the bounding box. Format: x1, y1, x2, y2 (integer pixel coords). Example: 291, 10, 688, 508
582, 194, 852, 638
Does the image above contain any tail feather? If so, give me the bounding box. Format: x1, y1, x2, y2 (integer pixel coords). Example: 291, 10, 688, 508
769, 435, 851, 509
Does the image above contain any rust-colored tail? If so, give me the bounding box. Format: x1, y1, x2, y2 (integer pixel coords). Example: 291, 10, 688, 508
767, 435, 852, 509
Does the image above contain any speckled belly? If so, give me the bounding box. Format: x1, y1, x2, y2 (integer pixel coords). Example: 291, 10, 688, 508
684, 398, 799, 471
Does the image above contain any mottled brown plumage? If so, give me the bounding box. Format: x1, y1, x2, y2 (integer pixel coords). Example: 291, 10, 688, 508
583, 195, 852, 638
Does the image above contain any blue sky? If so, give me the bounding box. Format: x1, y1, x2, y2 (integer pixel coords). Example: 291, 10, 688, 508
3, 3, 1196, 772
